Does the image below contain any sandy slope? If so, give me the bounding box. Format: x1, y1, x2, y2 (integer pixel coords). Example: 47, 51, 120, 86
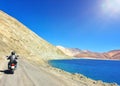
0, 58, 117, 86
0, 10, 69, 61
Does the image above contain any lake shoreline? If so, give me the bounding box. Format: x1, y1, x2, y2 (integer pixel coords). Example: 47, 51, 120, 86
48, 58, 119, 86
23, 57, 119, 86
47, 62, 118, 86
50, 57, 120, 61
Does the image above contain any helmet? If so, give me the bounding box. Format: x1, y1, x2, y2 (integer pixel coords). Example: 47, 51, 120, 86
11, 51, 15, 55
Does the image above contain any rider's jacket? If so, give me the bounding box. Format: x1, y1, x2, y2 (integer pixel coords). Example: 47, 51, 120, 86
7, 55, 18, 63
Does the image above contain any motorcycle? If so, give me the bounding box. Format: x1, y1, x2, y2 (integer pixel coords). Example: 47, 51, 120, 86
6, 55, 18, 74
8, 61, 17, 74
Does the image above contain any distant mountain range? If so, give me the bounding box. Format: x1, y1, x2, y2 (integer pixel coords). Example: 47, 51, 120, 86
57, 46, 120, 60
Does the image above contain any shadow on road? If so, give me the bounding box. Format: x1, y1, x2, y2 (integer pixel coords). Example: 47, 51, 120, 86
0, 70, 13, 74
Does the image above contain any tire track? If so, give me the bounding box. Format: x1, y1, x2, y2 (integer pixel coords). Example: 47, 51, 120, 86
19, 62, 36, 86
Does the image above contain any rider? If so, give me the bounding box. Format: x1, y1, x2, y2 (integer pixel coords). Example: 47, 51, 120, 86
7, 51, 18, 69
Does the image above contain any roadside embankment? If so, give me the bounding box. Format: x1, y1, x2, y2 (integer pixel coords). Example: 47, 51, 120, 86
26, 58, 118, 86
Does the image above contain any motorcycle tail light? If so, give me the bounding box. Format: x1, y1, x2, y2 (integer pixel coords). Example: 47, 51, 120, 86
11, 63, 15, 66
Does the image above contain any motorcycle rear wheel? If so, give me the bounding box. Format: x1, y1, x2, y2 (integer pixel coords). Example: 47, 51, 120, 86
11, 70, 14, 74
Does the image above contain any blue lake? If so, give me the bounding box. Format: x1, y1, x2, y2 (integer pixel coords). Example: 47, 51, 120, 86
48, 59, 120, 85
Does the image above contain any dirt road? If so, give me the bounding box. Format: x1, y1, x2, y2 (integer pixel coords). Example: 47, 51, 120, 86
0, 59, 70, 86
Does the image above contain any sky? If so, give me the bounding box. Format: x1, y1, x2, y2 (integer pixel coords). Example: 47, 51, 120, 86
0, 0, 120, 52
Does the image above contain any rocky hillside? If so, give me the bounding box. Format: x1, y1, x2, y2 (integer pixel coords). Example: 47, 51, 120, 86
57, 46, 120, 60
0, 11, 68, 62
56, 46, 81, 56
107, 50, 120, 59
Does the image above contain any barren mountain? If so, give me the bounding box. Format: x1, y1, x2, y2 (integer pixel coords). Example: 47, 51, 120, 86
57, 46, 120, 60
56, 46, 81, 56
107, 50, 120, 59
0, 11, 68, 63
